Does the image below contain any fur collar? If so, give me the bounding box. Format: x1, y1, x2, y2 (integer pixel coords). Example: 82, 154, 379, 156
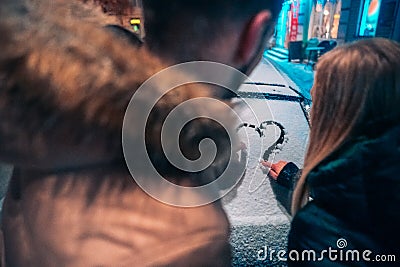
0, 0, 236, 173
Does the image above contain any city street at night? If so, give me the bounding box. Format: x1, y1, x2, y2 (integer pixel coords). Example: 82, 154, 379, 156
1, 0, 399, 266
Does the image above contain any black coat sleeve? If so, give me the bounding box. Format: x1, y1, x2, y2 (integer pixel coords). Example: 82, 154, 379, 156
269, 162, 301, 215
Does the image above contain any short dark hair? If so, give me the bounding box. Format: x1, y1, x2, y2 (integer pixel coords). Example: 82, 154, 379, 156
143, 0, 281, 61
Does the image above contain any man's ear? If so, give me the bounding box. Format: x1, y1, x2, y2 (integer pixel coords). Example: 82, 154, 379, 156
235, 10, 272, 67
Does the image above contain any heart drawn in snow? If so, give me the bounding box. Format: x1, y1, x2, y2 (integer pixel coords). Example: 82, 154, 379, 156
237, 120, 286, 160
236, 120, 287, 193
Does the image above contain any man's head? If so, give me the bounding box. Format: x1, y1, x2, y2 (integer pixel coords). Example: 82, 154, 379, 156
143, 0, 281, 74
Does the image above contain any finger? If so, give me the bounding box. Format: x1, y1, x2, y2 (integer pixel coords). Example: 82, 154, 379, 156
260, 160, 272, 167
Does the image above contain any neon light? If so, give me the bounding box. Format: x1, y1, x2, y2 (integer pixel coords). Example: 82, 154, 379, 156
130, 18, 141, 25
359, 0, 382, 37
290, 1, 300, 41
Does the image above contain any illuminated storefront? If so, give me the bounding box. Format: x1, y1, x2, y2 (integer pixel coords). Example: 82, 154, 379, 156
273, 0, 341, 48
358, 0, 382, 36
275, 0, 307, 48
308, 0, 342, 39
275, 1, 292, 47
269, 0, 400, 48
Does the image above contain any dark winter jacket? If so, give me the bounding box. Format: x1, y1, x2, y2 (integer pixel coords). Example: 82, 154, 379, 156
284, 124, 400, 266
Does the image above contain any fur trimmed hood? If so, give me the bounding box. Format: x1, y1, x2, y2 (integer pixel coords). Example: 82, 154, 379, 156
0, 2, 236, 266
0, 0, 237, 173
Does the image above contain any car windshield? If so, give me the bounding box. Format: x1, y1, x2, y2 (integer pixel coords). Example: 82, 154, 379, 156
223, 57, 312, 265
